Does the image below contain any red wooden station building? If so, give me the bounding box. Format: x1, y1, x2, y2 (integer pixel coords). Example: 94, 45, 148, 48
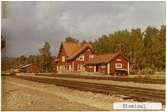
55, 41, 129, 75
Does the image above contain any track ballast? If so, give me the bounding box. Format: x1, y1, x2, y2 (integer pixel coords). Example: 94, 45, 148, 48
12, 75, 165, 105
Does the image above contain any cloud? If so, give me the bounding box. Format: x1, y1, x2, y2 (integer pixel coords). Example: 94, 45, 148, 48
2, 1, 165, 57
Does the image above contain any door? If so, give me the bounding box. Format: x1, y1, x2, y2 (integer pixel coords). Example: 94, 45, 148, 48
96, 65, 99, 72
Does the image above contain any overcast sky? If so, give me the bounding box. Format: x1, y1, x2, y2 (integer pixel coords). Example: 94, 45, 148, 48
1, 1, 166, 57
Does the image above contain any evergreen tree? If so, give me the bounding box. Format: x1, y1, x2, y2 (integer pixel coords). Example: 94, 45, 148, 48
65, 36, 79, 43
39, 42, 52, 72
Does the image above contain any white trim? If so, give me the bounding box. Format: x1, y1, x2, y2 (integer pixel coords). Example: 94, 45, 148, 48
115, 63, 123, 69
107, 63, 110, 75
72, 62, 74, 71
69, 65, 72, 71
62, 56, 65, 62
57, 66, 59, 71
128, 62, 130, 74
94, 65, 96, 72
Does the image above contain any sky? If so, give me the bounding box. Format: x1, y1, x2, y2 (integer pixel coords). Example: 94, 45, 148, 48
1, 1, 166, 57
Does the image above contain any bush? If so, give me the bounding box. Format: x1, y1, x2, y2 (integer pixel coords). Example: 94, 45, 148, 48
130, 69, 137, 75
139, 68, 155, 75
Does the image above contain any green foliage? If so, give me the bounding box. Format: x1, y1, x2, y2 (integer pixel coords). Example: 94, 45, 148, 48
39, 42, 52, 72
65, 36, 79, 43
2, 25, 165, 74
92, 25, 166, 73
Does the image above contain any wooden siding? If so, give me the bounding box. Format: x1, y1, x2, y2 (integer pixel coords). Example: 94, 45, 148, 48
21, 64, 41, 73
110, 55, 128, 75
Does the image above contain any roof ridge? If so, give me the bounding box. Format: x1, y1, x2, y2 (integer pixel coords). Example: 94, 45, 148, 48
95, 52, 120, 56
67, 43, 94, 60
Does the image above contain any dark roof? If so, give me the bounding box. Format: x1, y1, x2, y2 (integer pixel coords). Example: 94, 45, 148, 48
85, 52, 128, 64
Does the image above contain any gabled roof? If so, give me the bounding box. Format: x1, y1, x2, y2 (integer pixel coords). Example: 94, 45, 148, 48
19, 64, 33, 69
85, 52, 128, 64
67, 43, 94, 60
62, 42, 82, 57
56, 42, 94, 61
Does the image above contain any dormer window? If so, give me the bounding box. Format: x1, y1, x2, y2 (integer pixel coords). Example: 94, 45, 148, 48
76, 54, 84, 61
62, 56, 65, 62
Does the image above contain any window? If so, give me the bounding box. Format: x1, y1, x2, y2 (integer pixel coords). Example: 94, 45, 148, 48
76, 54, 84, 61
62, 56, 65, 62
89, 54, 94, 59
89, 65, 93, 68
116, 58, 122, 61
77, 64, 80, 70
101, 65, 106, 68
115, 63, 122, 69
69, 65, 72, 71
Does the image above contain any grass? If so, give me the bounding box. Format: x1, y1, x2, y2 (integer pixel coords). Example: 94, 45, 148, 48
128, 72, 165, 80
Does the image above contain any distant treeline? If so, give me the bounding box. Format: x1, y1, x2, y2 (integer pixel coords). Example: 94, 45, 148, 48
2, 25, 166, 74
91, 25, 166, 74
2, 55, 56, 72
2, 42, 54, 72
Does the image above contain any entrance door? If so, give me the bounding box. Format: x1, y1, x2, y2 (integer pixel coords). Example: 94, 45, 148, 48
96, 65, 99, 72
80, 64, 85, 71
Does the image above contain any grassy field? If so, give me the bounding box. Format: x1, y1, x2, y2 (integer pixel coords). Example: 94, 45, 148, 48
128, 72, 165, 80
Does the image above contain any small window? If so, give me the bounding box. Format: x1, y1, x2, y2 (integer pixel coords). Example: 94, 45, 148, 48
89, 65, 93, 68
101, 65, 106, 68
115, 63, 122, 69
76, 54, 84, 61
116, 58, 122, 61
89, 54, 94, 59
62, 56, 65, 62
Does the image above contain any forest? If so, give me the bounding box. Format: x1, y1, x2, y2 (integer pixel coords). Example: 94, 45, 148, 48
1, 25, 166, 74
91, 25, 166, 74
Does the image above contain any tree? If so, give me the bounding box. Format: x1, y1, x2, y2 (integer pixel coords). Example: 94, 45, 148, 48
91, 25, 166, 74
129, 28, 143, 70
19, 55, 27, 65
143, 26, 159, 70
65, 36, 79, 43
39, 42, 52, 72
1, 36, 6, 49
157, 25, 166, 71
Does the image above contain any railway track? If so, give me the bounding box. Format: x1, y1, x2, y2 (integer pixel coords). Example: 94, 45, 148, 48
36, 73, 165, 84
11, 75, 165, 105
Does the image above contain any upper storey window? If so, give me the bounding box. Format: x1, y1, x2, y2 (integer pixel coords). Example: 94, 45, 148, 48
89, 54, 94, 59
76, 54, 84, 61
62, 56, 65, 62
116, 58, 122, 61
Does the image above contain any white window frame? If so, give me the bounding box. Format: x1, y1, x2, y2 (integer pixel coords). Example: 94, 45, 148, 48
76, 54, 84, 61
69, 65, 72, 71
89, 65, 93, 68
62, 56, 65, 62
116, 58, 122, 61
115, 63, 122, 69
101, 65, 106, 68
89, 54, 94, 59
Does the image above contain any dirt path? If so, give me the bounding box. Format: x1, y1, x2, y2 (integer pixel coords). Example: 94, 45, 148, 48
2, 77, 102, 111
2, 76, 136, 111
